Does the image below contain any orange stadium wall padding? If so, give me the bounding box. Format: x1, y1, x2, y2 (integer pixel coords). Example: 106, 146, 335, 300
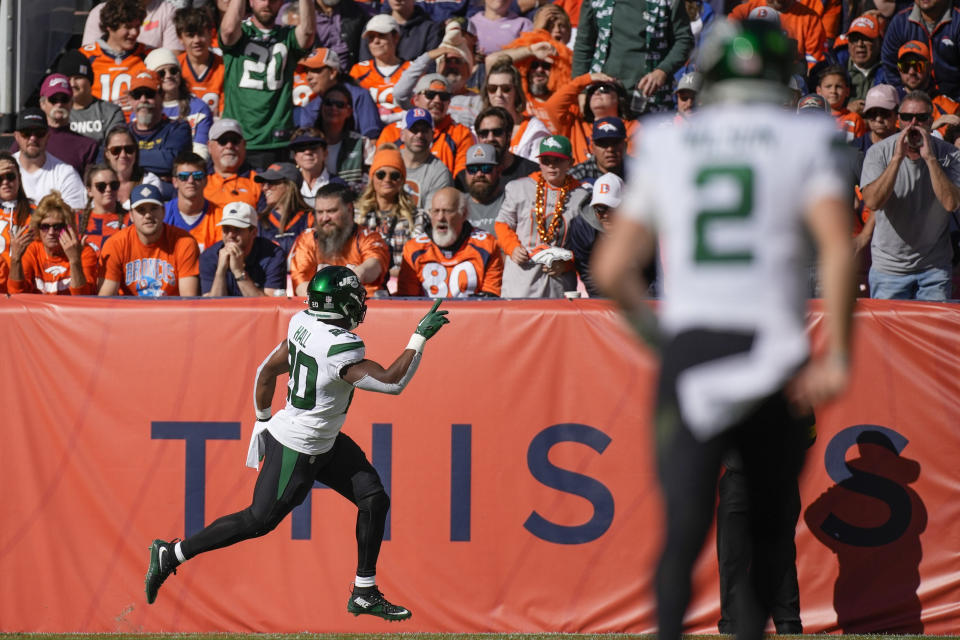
2, 296, 959, 634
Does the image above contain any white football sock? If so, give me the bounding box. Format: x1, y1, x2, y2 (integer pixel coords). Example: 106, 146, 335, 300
354, 575, 376, 588
174, 541, 186, 564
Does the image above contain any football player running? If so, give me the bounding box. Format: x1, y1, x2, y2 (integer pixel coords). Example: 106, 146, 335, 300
593, 19, 856, 640
144, 266, 449, 620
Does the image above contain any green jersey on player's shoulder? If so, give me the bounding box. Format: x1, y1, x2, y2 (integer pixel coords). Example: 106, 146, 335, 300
220, 19, 308, 151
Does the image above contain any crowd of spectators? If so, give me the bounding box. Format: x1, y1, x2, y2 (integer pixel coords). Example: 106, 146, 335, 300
1, 0, 960, 300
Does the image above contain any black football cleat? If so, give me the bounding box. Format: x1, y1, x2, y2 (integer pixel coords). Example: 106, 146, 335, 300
144, 538, 179, 604
347, 585, 412, 621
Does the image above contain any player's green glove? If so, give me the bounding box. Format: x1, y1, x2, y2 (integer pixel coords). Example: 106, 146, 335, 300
415, 299, 450, 339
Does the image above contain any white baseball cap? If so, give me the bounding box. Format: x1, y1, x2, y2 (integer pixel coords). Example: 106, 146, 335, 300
218, 201, 257, 228
363, 14, 399, 36
144, 48, 180, 71
590, 173, 624, 208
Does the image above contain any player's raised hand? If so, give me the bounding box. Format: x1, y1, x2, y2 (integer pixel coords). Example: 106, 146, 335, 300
415, 299, 450, 340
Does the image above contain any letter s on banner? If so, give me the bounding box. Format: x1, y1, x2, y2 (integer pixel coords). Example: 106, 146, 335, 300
524, 423, 615, 544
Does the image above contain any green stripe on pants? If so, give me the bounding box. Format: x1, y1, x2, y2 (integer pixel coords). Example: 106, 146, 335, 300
278, 445, 300, 501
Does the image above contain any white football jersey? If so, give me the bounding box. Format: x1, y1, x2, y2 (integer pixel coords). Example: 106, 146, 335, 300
267, 310, 366, 456
622, 104, 848, 437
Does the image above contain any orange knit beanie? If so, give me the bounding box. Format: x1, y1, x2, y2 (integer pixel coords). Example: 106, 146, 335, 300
369, 146, 406, 181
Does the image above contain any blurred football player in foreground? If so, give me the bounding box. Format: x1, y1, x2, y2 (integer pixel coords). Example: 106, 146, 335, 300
592, 19, 856, 640
144, 266, 449, 620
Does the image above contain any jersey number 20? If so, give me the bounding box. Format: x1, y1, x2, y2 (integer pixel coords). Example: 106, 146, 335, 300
287, 341, 318, 409
240, 42, 289, 91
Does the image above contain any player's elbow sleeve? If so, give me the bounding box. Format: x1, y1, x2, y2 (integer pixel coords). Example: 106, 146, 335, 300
353, 375, 404, 394
352, 353, 422, 394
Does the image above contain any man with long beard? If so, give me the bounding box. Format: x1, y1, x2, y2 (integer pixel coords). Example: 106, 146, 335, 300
290, 182, 391, 296
396, 185, 503, 297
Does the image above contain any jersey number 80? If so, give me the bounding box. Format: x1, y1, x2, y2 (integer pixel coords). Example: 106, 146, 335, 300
421, 261, 479, 297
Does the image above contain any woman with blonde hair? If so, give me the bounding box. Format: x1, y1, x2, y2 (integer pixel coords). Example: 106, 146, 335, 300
354, 144, 422, 277
8, 191, 98, 294
79, 163, 127, 253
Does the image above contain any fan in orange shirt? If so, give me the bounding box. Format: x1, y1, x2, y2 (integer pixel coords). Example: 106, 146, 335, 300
397, 187, 503, 297
7, 191, 98, 295
814, 64, 866, 140
730, 1, 826, 70
166, 152, 222, 253
349, 14, 411, 123
99, 183, 200, 296
204, 119, 262, 210
79, 0, 152, 118
895, 40, 960, 136
292, 69, 316, 109
493, 28, 573, 127
289, 183, 390, 296
376, 74, 475, 177
0, 152, 35, 269
539, 74, 638, 165
79, 163, 128, 253
81, 41, 150, 119
175, 7, 225, 115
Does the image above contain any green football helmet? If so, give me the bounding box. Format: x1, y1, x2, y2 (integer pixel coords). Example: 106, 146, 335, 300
306, 266, 367, 329
698, 19, 794, 103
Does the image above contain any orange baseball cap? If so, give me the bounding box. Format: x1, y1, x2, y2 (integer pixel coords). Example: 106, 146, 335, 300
130, 69, 160, 92
847, 15, 880, 39
898, 40, 930, 61
301, 47, 341, 71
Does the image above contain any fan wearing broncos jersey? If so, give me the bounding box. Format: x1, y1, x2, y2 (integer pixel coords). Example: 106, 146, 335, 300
144, 265, 449, 620
593, 20, 856, 640
80, 0, 151, 118
397, 186, 503, 297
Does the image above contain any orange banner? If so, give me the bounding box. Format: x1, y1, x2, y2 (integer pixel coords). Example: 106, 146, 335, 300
1, 297, 959, 634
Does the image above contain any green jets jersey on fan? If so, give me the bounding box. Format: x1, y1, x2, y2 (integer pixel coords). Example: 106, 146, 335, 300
220, 19, 308, 150
246, 310, 364, 467
621, 105, 848, 438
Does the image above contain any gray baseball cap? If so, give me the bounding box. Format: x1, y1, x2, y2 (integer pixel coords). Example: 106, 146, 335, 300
465, 143, 497, 166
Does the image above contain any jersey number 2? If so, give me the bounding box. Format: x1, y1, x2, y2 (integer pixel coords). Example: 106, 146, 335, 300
693, 165, 754, 264
288, 341, 318, 409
